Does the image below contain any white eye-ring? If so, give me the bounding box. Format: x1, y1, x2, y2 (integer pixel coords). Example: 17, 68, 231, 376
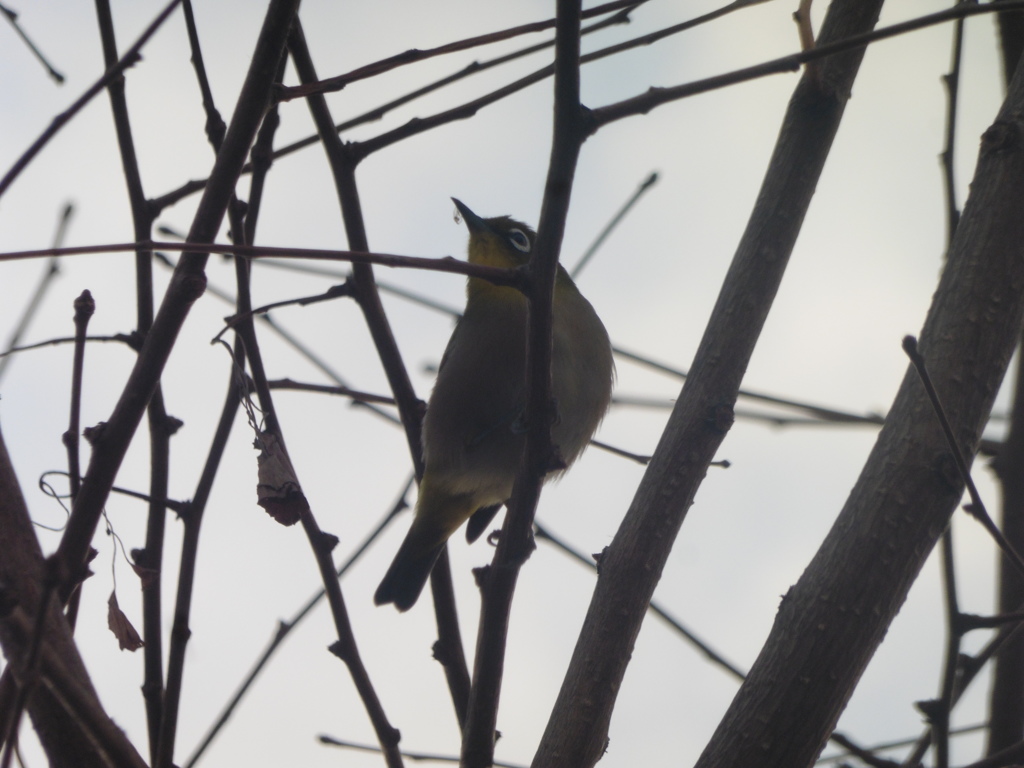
508, 228, 531, 253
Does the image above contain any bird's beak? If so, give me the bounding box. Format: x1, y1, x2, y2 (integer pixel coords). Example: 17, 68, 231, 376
451, 198, 489, 234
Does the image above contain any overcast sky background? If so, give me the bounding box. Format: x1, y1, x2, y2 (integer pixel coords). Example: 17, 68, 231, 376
0, 2, 1014, 766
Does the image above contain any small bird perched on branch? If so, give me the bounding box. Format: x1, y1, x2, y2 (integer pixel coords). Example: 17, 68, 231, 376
374, 199, 614, 611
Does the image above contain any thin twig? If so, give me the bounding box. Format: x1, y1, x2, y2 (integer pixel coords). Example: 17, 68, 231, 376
92, 2, 170, 757
794, 0, 816, 52
0, 3, 65, 83
268, 379, 395, 405
151, 3, 636, 211
351, 0, 771, 160
214, 282, 354, 340
36, 471, 188, 515
588, 439, 651, 465
60, 291, 94, 631
158, 338, 245, 768
930, 532, 961, 768
818, 725, 987, 765
303, 506, 405, 768
590, 1, 1024, 129
159, 11, 288, 764
903, 619, 1024, 765
252, 247, 893, 437
0, 240, 523, 287
183, 476, 413, 768
925, 27, 966, 764
0, 334, 135, 359
570, 171, 658, 279
614, 345, 886, 425
182, 0, 226, 151
0, 0, 182, 200
903, 336, 1024, 582
280, 0, 644, 101
939, 7, 965, 246
320, 734, 528, 768
959, 610, 1024, 630
0, 203, 72, 383
152, 249, 402, 427
288, 21, 407, 766
823, 732, 902, 768
533, 524, 746, 680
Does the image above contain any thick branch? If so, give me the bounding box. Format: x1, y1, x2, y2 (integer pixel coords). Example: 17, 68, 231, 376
694, 24, 1024, 768
0, 424, 145, 768
532, 2, 885, 766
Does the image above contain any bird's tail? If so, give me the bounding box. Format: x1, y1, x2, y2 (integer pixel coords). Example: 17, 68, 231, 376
374, 484, 479, 611
373, 519, 447, 611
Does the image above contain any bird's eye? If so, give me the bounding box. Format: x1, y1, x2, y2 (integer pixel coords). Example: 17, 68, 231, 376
508, 228, 531, 253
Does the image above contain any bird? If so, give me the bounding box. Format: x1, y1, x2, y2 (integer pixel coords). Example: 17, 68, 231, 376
373, 198, 614, 611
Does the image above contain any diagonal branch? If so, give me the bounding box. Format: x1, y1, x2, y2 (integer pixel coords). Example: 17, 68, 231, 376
52, 0, 299, 651
590, 1, 1024, 129
280, 0, 642, 101
0, 0, 182, 200
0, 425, 146, 768
694, 14, 1024, 768
533, 1, 887, 766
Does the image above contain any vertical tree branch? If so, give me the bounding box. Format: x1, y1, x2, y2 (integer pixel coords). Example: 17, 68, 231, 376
988, 310, 1024, 755
996, 0, 1024, 86
60, 290, 94, 634
155, 337, 245, 768
939, 8, 964, 247
462, 1, 587, 766
932, 531, 961, 768
91, 3, 173, 759
533, 2, 885, 766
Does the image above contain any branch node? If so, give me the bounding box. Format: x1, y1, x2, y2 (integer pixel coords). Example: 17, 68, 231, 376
709, 403, 735, 434
83, 422, 107, 446
914, 698, 945, 723
981, 119, 1020, 155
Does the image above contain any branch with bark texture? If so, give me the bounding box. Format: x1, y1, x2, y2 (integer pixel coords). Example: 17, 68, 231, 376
533, 1, 886, 765
694, 26, 1024, 768
0, 425, 146, 768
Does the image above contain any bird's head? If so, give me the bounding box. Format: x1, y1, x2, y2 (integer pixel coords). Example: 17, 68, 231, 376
452, 198, 536, 270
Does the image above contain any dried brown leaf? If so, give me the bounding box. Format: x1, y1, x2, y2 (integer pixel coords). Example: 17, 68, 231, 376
255, 431, 308, 526
107, 590, 144, 651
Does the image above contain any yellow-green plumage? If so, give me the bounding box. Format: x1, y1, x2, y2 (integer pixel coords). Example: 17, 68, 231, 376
374, 199, 613, 611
